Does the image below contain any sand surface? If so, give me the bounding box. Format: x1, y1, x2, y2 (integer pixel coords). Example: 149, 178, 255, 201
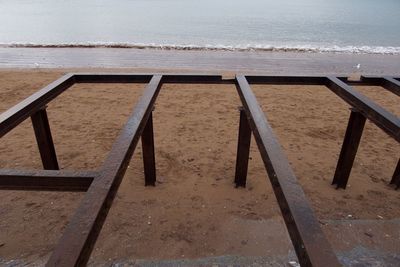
0, 69, 399, 265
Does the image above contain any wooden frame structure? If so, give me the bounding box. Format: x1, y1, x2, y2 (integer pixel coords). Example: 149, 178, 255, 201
1, 73, 399, 266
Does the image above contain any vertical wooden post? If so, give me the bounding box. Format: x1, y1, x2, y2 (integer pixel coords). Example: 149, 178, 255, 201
390, 159, 400, 189
234, 107, 252, 187
31, 108, 59, 170
332, 109, 366, 189
141, 112, 156, 186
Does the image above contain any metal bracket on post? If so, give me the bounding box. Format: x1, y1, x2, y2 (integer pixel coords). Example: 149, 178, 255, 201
234, 107, 252, 188
141, 110, 156, 186
332, 108, 366, 189
31, 107, 59, 170
390, 159, 399, 189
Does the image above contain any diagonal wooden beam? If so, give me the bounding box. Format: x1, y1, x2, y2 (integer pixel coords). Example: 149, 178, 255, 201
0, 169, 96, 191
236, 75, 341, 267
326, 76, 400, 142
0, 74, 75, 138
46, 75, 163, 267
381, 77, 400, 97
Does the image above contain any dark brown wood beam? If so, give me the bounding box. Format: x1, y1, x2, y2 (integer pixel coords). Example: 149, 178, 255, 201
236, 75, 340, 267
31, 108, 59, 170
326, 76, 400, 142
46, 75, 163, 267
0, 74, 74, 138
234, 107, 252, 187
390, 159, 400, 189
332, 109, 366, 189
141, 111, 156, 186
0, 169, 96, 191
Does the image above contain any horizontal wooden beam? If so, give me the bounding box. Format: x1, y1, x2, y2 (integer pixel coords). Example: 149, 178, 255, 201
359, 76, 400, 96
159, 74, 228, 84
0, 169, 96, 191
245, 75, 328, 85
73, 73, 227, 84
73, 73, 153, 83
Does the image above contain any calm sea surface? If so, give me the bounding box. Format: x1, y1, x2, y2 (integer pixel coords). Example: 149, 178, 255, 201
0, 0, 399, 53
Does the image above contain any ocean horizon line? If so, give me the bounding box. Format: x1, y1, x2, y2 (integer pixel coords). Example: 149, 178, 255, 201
1, 42, 400, 55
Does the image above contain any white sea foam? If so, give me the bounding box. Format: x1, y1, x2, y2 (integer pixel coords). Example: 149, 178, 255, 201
1, 42, 400, 55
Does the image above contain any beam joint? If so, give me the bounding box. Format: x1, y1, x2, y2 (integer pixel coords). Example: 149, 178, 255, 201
325, 76, 400, 142
382, 77, 400, 97
0, 74, 74, 138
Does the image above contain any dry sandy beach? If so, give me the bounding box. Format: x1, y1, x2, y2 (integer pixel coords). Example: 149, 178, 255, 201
0, 50, 399, 266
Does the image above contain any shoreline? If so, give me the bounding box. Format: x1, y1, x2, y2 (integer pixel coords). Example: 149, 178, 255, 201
1, 43, 400, 55
0, 47, 399, 75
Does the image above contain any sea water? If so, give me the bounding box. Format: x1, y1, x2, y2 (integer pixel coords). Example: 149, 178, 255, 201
0, 0, 399, 54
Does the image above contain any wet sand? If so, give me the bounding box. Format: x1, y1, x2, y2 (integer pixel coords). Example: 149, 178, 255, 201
0, 48, 400, 75
0, 53, 399, 265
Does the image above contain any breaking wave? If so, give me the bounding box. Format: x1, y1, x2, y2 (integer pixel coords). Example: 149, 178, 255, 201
1, 42, 400, 55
